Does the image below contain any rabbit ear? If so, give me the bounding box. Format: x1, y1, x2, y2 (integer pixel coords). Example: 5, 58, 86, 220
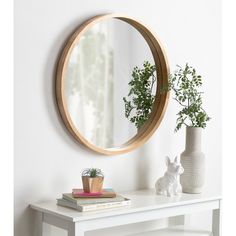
174, 156, 178, 163
165, 156, 171, 166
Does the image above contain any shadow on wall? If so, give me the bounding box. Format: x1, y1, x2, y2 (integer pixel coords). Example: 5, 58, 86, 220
135, 124, 177, 191
135, 143, 152, 189
15, 207, 56, 236
15, 206, 34, 236
14, 173, 71, 236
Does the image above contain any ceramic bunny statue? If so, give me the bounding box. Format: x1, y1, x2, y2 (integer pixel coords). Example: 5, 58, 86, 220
155, 156, 184, 197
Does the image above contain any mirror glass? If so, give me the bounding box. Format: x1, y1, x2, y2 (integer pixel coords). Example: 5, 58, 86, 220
64, 18, 157, 149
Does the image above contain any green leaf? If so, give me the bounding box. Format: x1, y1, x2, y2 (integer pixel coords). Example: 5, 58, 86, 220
168, 63, 210, 131
123, 61, 157, 129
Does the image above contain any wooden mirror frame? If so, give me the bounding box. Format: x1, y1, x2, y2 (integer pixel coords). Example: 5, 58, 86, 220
56, 14, 170, 155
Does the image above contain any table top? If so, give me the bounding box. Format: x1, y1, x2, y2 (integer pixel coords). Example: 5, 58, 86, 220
30, 189, 221, 222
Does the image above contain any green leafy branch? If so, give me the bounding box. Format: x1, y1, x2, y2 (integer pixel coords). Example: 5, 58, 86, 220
123, 61, 156, 129
164, 63, 211, 132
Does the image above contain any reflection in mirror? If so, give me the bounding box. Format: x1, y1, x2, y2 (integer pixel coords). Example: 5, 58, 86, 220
123, 61, 157, 130
64, 18, 156, 149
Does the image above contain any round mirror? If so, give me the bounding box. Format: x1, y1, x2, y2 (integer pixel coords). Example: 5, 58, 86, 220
56, 14, 169, 155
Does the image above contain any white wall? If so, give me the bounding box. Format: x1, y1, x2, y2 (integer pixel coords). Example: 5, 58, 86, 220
14, 0, 221, 236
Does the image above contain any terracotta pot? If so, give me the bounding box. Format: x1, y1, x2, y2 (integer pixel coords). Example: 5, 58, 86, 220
82, 176, 104, 193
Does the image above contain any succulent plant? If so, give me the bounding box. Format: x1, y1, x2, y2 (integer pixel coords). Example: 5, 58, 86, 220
82, 168, 104, 178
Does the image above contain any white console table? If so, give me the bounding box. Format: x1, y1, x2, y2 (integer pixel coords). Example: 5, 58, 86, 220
30, 189, 221, 236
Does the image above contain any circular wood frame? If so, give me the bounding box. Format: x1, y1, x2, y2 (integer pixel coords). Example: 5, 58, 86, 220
56, 14, 170, 155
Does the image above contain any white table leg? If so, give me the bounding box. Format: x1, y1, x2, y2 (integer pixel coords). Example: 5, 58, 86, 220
212, 207, 221, 236
34, 211, 43, 236
68, 222, 85, 236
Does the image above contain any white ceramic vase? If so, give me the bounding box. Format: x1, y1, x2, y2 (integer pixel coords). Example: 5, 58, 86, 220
180, 127, 205, 193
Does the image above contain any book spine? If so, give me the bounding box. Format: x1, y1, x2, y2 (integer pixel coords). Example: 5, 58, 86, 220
72, 193, 116, 198
62, 195, 77, 204
63, 194, 124, 204
81, 200, 131, 212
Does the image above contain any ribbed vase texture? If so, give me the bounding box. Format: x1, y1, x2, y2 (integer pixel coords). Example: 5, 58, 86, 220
180, 127, 205, 193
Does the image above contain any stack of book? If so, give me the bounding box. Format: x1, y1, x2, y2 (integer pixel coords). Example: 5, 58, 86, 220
57, 188, 131, 212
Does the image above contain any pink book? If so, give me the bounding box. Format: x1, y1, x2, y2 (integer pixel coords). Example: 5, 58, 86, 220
72, 188, 116, 198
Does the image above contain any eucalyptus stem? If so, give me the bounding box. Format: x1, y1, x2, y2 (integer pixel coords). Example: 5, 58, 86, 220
174, 98, 187, 107
150, 74, 156, 94
166, 63, 211, 131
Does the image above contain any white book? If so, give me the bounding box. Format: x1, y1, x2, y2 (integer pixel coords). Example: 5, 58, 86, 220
57, 198, 131, 212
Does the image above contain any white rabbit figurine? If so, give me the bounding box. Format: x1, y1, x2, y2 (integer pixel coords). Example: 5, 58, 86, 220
155, 156, 184, 197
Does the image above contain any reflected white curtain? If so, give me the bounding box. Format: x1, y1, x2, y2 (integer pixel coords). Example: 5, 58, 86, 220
66, 21, 114, 148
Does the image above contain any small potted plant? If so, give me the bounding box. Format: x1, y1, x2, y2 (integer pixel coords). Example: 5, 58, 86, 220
82, 168, 104, 193
165, 63, 211, 193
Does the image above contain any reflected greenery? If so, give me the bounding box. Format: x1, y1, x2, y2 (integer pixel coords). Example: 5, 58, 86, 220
123, 61, 157, 129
